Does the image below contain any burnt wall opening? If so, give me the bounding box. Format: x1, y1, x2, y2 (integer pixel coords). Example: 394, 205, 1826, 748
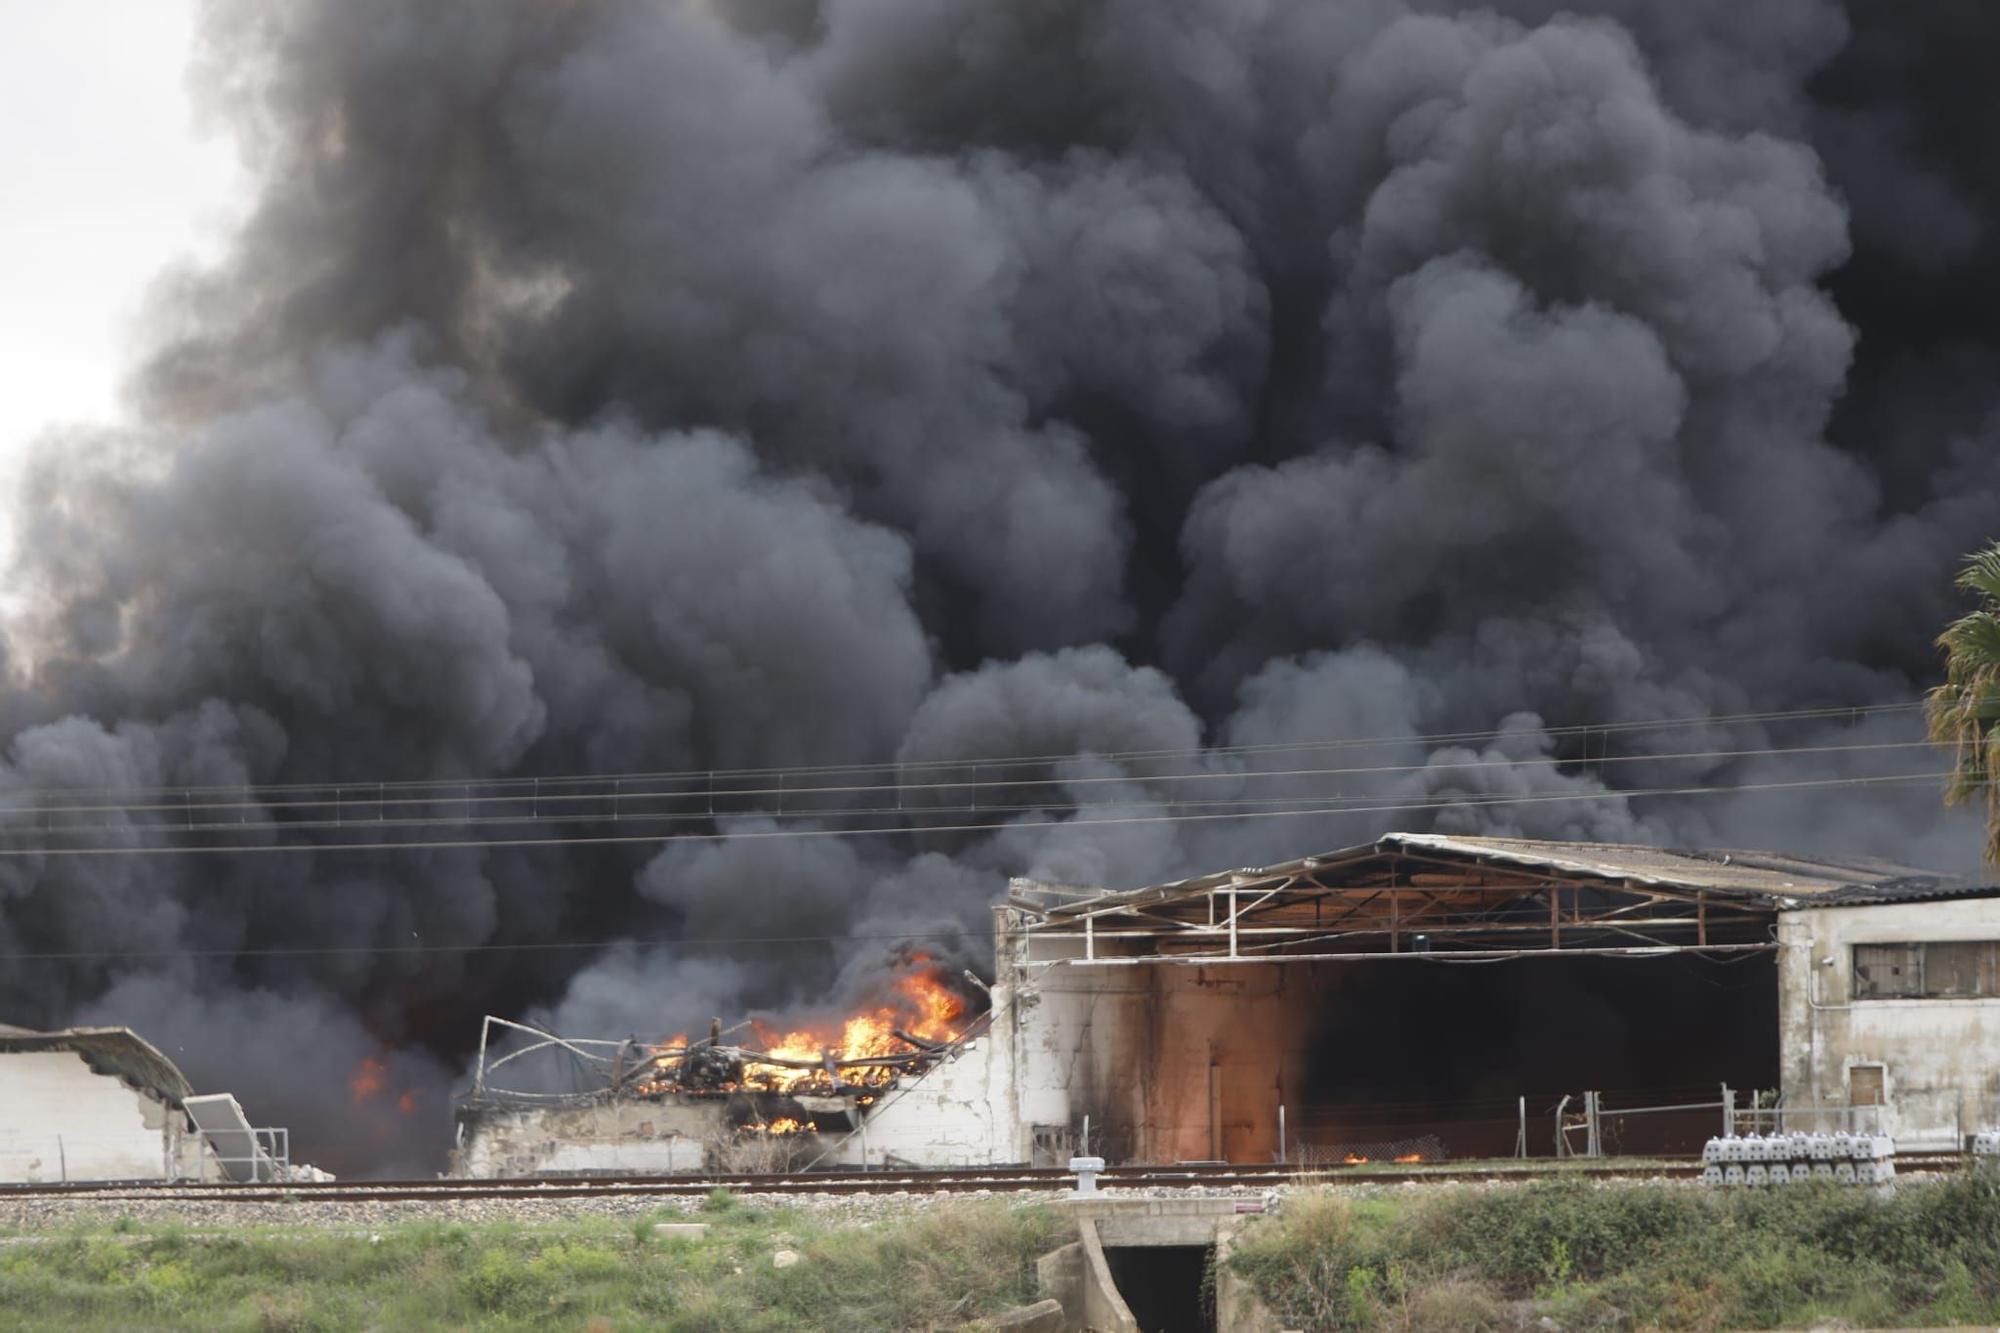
1294, 954, 1777, 1158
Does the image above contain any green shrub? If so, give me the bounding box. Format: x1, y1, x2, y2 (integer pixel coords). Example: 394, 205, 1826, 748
1233, 1175, 2000, 1331
460, 1245, 551, 1313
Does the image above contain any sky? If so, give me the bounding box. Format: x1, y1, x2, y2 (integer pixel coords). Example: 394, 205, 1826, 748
0, 1, 243, 504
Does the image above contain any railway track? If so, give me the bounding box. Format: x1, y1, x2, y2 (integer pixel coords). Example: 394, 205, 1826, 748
0, 1154, 1968, 1203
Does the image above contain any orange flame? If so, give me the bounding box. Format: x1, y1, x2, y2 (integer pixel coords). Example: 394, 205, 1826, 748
752, 1117, 810, 1135
397, 1090, 418, 1115
639, 961, 969, 1095
1393, 1153, 1422, 1163
1343, 1153, 1368, 1165
350, 1057, 387, 1103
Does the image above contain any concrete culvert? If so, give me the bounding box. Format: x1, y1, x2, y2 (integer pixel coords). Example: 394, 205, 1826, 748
1102, 1244, 1215, 1333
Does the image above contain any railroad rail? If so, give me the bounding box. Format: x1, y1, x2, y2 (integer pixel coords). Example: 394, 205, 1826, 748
0, 1154, 1969, 1204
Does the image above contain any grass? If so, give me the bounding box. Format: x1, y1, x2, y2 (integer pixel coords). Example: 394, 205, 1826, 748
1230, 1172, 2000, 1330
0, 1198, 1068, 1331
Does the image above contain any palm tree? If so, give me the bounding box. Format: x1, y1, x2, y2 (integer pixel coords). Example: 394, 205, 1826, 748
1927, 541, 2000, 867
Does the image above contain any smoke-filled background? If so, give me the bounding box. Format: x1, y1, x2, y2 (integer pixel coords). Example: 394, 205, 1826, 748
3, 0, 1999, 1174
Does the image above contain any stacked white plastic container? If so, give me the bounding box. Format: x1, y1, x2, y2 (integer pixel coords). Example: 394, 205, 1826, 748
1700, 1133, 1895, 1187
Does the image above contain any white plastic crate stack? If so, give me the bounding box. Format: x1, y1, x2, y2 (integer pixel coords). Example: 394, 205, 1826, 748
1700, 1133, 1896, 1186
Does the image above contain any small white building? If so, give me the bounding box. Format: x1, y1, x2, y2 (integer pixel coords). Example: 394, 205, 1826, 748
0, 1024, 313, 1182
0, 1024, 215, 1183
1778, 892, 2000, 1147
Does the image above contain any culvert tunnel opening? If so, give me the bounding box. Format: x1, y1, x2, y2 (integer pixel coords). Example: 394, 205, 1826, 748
1104, 1243, 1215, 1333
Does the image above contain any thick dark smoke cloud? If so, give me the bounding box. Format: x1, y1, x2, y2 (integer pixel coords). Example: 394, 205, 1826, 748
3, 0, 1997, 1172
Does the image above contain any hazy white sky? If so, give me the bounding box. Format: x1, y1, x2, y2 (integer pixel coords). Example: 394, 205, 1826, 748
0, 0, 245, 468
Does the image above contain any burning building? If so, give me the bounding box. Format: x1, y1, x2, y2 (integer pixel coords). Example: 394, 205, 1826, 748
451, 959, 1006, 1174
453, 832, 2000, 1174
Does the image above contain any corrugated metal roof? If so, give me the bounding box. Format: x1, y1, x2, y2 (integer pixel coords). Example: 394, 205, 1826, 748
1378, 833, 1974, 905
1037, 831, 1995, 918
0, 1024, 194, 1104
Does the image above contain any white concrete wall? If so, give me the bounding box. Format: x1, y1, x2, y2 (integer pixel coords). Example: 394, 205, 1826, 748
827, 997, 1016, 1168
452, 1098, 723, 1176
0, 1050, 179, 1182
1779, 899, 2000, 1146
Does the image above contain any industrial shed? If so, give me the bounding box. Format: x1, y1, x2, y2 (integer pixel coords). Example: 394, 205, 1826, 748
452, 832, 2000, 1175
0, 1024, 307, 1183
0, 1024, 210, 1183
994, 833, 2000, 1162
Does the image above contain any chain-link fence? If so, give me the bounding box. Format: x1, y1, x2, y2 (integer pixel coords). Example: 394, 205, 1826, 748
1294, 1133, 1447, 1166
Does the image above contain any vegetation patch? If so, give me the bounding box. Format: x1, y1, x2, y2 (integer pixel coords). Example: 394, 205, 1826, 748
1231, 1174, 2000, 1330
0, 1201, 1068, 1331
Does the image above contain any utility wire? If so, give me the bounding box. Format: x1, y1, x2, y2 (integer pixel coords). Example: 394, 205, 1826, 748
0, 698, 1926, 805
0, 743, 1947, 840
0, 768, 1953, 857
0, 735, 1942, 826
0, 927, 990, 963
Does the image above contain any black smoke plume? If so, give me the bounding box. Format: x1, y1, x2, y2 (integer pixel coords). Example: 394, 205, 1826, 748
2, 0, 1994, 1172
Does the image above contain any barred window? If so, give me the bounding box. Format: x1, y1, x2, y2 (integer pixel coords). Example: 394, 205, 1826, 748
1852, 942, 2000, 999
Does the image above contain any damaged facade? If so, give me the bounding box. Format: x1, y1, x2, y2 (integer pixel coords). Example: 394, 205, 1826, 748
1779, 894, 2000, 1146
452, 833, 2000, 1174
452, 973, 1008, 1175
0, 1024, 306, 1183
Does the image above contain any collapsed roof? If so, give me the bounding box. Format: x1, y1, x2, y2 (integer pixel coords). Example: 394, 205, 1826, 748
0, 1024, 195, 1105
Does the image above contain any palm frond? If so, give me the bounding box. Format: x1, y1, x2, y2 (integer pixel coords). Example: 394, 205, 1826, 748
1956, 543, 2000, 603
1932, 543, 2000, 866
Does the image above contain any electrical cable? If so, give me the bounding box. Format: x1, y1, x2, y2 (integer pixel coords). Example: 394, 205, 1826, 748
0, 767, 1952, 857
0, 697, 1927, 805
0, 734, 1941, 824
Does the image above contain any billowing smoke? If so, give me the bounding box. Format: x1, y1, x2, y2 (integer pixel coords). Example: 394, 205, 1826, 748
4, 0, 1996, 1172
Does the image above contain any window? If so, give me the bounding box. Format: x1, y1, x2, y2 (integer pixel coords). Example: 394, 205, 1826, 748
1849, 1064, 1885, 1107
1852, 941, 2000, 999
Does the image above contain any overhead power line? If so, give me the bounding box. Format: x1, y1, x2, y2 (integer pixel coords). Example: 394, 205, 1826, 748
0, 926, 989, 963
0, 730, 1940, 828
0, 768, 1952, 857
0, 698, 1926, 806
0, 738, 1946, 838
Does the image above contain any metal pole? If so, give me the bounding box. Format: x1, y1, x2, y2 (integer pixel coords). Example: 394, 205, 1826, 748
1587, 1092, 1602, 1157
1722, 1084, 1734, 1138
1208, 1060, 1222, 1161
1554, 1094, 1571, 1157
1278, 1105, 1287, 1165
474, 1016, 492, 1097
1517, 1097, 1527, 1159
1082, 1114, 1090, 1159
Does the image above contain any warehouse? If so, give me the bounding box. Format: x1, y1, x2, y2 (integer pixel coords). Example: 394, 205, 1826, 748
0, 1024, 302, 1183
995, 833, 2000, 1161
451, 832, 2000, 1174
